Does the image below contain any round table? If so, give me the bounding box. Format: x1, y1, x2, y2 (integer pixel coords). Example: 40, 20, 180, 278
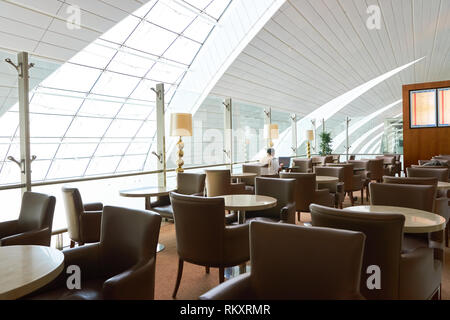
120, 186, 176, 252
0, 245, 64, 300
344, 205, 446, 234
316, 176, 339, 184
437, 181, 450, 191
220, 194, 277, 224
231, 172, 257, 183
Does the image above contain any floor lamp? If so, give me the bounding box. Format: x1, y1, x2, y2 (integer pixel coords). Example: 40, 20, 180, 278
170, 113, 192, 173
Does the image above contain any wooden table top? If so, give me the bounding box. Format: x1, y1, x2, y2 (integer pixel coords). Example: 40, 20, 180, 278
0, 245, 64, 300
119, 186, 177, 197
344, 205, 446, 234
219, 194, 277, 211
316, 176, 339, 183
437, 181, 450, 190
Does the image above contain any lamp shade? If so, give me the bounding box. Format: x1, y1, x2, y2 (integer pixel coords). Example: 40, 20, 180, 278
170, 113, 192, 137
306, 129, 314, 141
264, 124, 279, 139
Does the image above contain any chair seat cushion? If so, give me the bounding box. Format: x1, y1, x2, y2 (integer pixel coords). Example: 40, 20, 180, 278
150, 205, 174, 219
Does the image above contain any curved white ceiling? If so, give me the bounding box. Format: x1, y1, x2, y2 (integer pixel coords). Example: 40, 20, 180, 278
210, 0, 450, 119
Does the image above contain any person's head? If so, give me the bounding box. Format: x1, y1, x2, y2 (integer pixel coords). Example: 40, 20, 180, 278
267, 148, 275, 157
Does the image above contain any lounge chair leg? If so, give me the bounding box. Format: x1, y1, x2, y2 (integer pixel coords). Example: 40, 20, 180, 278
172, 258, 184, 298
219, 267, 225, 283
350, 192, 354, 206
205, 266, 210, 274
70, 240, 75, 248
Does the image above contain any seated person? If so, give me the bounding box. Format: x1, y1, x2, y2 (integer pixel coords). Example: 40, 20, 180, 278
260, 148, 280, 175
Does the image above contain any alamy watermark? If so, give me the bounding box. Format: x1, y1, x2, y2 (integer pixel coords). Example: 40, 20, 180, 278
66, 5, 81, 30
367, 5, 382, 30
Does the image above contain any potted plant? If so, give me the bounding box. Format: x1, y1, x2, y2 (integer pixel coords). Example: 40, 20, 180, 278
319, 131, 333, 156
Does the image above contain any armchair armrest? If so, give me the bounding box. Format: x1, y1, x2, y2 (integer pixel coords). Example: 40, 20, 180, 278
199, 273, 253, 300
280, 202, 296, 224
314, 189, 334, 207
83, 202, 103, 211
192, 192, 205, 197
0, 227, 50, 246
103, 258, 156, 300
434, 197, 449, 222
224, 224, 250, 263
79, 211, 102, 243
41, 243, 101, 292
399, 247, 442, 300
0, 219, 18, 238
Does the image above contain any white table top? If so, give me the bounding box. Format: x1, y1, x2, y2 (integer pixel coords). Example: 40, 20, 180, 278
219, 194, 277, 211
0, 245, 64, 300
231, 172, 257, 178
437, 181, 450, 190
316, 176, 339, 183
119, 186, 177, 197
344, 205, 446, 234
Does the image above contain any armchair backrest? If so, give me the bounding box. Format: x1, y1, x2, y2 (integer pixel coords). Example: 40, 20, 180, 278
383, 176, 438, 187
292, 158, 312, 173
370, 183, 435, 212
177, 172, 206, 195
100, 206, 161, 280
254, 177, 295, 220
242, 164, 263, 186
407, 167, 449, 182
205, 169, 232, 197
367, 159, 384, 181
17, 192, 56, 237
249, 221, 365, 299
170, 193, 226, 266
315, 166, 344, 182
310, 204, 404, 299
62, 186, 84, 241
279, 172, 315, 212
326, 163, 354, 192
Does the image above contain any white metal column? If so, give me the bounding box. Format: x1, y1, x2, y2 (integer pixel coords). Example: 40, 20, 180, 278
264, 108, 271, 148
5, 52, 33, 193
291, 114, 297, 156
223, 98, 232, 171
345, 117, 351, 161
154, 83, 166, 187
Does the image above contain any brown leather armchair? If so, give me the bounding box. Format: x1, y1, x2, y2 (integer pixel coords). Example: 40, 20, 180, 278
149, 172, 206, 220
205, 169, 252, 197
377, 155, 396, 176
367, 158, 385, 182
200, 221, 366, 300
315, 166, 345, 208
310, 204, 442, 300
326, 163, 364, 205
291, 158, 312, 173
245, 177, 296, 224
30, 206, 161, 300
170, 192, 250, 298
279, 172, 334, 221
383, 176, 450, 247
0, 192, 55, 246
62, 186, 103, 247
241, 164, 264, 189
369, 182, 435, 211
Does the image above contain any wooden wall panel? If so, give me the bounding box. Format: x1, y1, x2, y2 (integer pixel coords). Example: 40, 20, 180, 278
402, 80, 450, 169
